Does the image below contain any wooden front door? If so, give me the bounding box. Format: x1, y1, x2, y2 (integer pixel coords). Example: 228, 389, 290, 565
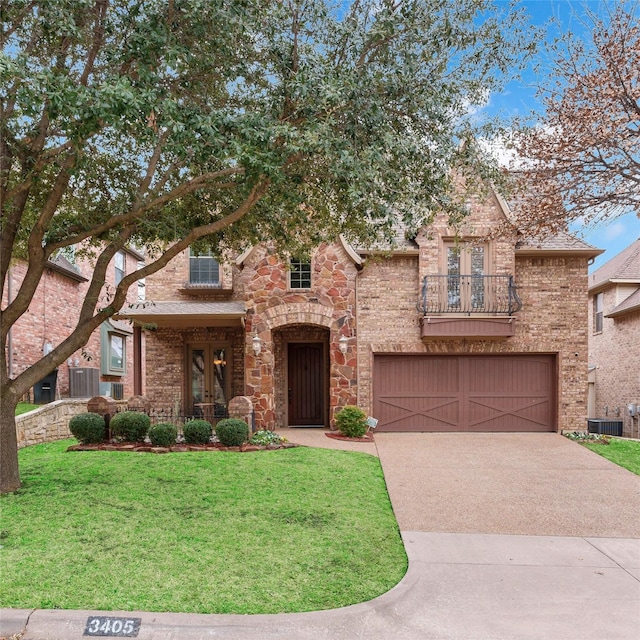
288, 342, 325, 426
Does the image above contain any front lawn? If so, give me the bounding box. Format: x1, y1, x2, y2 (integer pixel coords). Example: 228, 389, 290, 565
581, 438, 640, 476
0, 440, 407, 614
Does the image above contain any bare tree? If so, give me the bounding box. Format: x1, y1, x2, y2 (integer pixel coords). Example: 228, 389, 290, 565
511, 3, 639, 234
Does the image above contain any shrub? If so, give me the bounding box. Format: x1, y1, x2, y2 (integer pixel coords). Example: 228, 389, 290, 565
109, 411, 150, 442
69, 412, 106, 444
183, 419, 213, 445
249, 430, 286, 446
148, 422, 178, 447
216, 419, 249, 447
335, 405, 368, 438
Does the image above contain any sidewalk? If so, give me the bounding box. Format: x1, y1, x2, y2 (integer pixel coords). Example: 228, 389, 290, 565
2, 431, 639, 640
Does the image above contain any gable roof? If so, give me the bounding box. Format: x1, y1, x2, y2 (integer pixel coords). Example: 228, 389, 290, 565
46, 255, 88, 282
589, 238, 640, 292
605, 286, 640, 318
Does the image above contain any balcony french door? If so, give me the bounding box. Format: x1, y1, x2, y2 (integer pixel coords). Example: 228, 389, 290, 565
187, 343, 230, 421
446, 243, 487, 312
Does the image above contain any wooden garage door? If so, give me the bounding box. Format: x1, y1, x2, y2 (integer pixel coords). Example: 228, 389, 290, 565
373, 355, 556, 432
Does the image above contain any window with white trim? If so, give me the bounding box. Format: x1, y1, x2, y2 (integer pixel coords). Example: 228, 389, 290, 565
594, 292, 604, 333
114, 251, 125, 285
189, 249, 220, 285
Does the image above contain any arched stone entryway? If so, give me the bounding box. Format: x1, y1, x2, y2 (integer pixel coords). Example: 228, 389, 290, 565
273, 325, 330, 428
247, 302, 357, 430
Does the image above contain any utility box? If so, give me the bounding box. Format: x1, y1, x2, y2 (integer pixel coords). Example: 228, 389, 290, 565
69, 367, 100, 398
34, 370, 58, 404
587, 419, 623, 436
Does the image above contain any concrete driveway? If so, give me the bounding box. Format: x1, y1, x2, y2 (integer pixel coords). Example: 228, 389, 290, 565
2, 431, 639, 640
373, 432, 640, 537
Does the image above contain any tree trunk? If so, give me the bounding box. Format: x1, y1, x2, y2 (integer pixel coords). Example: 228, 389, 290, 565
0, 390, 21, 493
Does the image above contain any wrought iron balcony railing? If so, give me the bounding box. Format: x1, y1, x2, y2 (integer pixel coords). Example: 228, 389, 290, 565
418, 274, 522, 315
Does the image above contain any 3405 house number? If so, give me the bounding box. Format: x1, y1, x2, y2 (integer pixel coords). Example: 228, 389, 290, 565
83, 616, 141, 637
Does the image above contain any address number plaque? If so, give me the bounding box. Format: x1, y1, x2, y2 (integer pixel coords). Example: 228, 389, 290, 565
83, 616, 141, 637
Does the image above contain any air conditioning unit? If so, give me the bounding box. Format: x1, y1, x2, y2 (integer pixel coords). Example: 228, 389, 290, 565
69, 368, 99, 398
112, 382, 124, 400
587, 419, 623, 436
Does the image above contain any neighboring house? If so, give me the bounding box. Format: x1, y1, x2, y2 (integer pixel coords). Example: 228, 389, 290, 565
588, 238, 640, 438
4, 246, 145, 402
119, 189, 601, 433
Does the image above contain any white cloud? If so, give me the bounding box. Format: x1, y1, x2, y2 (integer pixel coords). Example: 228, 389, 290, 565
602, 221, 628, 241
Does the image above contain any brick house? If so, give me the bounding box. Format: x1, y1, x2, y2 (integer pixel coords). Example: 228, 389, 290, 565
4, 246, 144, 402
120, 188, 601, 433
587, 238, 640, 438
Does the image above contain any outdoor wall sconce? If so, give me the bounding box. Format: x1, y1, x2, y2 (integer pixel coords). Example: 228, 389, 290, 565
43, 341, 53, 355
338, 335, 349, 354
252, 335, 262, 356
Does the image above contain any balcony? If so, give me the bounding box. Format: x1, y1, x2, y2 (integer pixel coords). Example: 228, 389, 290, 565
418, 274, 521, 339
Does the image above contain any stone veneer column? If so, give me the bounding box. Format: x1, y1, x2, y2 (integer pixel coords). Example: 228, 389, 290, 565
245, 326, 275, 430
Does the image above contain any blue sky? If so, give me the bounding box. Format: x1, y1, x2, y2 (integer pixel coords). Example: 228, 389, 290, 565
486, 0, 640, 271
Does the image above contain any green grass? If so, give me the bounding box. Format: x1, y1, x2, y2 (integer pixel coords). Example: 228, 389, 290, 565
15, 402, 39, 415
0, 440, 407, 614
581, 438, 640, 475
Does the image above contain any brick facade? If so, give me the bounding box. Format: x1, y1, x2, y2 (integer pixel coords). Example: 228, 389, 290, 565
138, 186, 596, 433
4, 249, 142, 402
588, 286, 640, 439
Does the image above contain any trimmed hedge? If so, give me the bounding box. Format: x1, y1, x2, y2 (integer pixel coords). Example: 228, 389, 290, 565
69, 412, 106, 444
148, 422, 178, 447
183, 419, 213, 445
216, 419, 249, 447
110, 411, 150, 442
335, 405, 368, 438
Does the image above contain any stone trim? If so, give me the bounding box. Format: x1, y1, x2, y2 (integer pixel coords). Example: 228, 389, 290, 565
263, 302, 335, 330
16, 399, 89, 449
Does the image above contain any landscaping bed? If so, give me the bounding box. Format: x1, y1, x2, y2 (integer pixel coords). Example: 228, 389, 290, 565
325, 431, 375, 443
67, 441, 299, 453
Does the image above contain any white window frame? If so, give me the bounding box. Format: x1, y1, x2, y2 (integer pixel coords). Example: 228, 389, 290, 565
594, 292, 604, 333
189, 249, 220, 285
114, 251, 125, 285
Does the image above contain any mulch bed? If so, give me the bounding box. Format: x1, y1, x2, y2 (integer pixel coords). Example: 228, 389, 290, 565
67, 442, 298, 454
325, 432, 375, 443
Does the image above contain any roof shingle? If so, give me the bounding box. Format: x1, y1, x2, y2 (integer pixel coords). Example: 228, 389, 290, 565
589, 238, 640, 291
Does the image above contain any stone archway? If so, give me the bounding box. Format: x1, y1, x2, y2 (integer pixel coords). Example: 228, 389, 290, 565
263, 302, 335, 332
248, 302, 357, 430
273, 325, 330, 428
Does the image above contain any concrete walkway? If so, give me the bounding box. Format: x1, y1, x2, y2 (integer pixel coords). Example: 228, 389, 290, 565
2, 431, 639, 640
